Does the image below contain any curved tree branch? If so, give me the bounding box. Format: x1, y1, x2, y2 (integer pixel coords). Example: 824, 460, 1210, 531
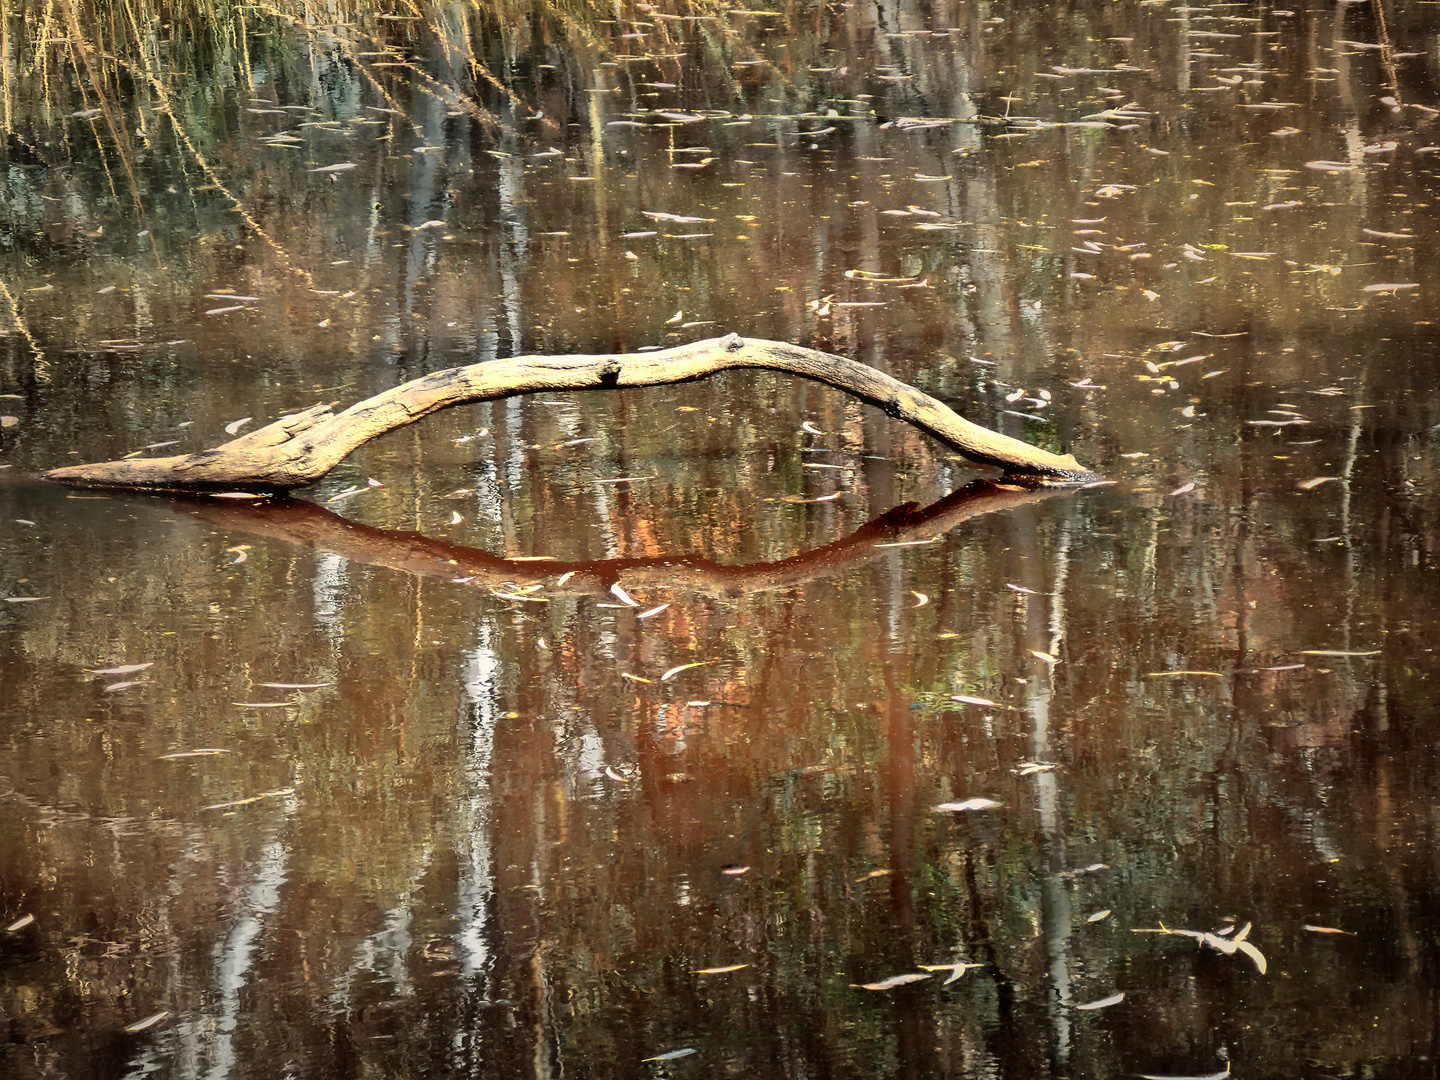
44, 334, 1100, 491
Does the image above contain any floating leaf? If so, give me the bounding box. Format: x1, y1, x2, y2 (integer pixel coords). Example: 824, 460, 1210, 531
691, 964, 748, 974
0, 416, 18, 428
610, 583, 641, 607
123, 1011, 170, 1034
934, 798, 1002, 813
802, 421, 825, 435
88, 662, 154, 676
1362, 282, 1419, 293
1138, 1068, 1229, 1080
158, 749, 234, 759
1235, 939, 1268, 974
641, 1048, 697, 1063
5, 914, 35, 931
950, 695, 996, 707
637, 604, 670, 620
661, 661, 714, 682
1169, 482, 1196, 496
621, 673, 654, 684
1075, 991, 1125, 1011
103, 681, 141, 692
1028, 649, 1058, 664
1297, 476, 1339, 491
259, 682, 331, 689
853, 972, 931, 991
911, 591, 929, 607
1302, 924, 1355, 935
1144, 670, 1224, 678
200, 787, 294, 811
1015, 762, 1058, 776
918, 962, 981, 984
309, 162, 357, 172
1087, 909, 1112, 923
1298, 649, 1379, 657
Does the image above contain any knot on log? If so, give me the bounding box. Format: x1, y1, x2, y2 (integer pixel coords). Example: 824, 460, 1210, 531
722, 332, 745, 352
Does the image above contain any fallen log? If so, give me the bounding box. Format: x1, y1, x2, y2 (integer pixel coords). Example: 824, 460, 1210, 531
44, 334, 1100, 491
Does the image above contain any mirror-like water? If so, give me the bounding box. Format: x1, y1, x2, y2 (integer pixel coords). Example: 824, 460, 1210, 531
4, 1, 1440, 1076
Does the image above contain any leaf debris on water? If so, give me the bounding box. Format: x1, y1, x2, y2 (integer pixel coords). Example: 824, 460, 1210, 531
1137, 1065, 1230, 1080
1302, 924, 1355, 935
934, 798, 1002, 813
88, 662, 154, 676
950, 695, 996, 707
201, 787, 295, 811
918, 962, 982, 984
852, 972, 931, 990
661, 661, 715, 682
691, 964, 749, 974
1075, 991, 1125, 1011
5, 914, 35, 931
1131, 921, 1267, 973
637, 604, 670, 620
610, 583, 641, 607
1087, 909, 1112, 923
123, 1011, 171, 1034
1015, 762, 1057, 776
641, 1048, 698, 1062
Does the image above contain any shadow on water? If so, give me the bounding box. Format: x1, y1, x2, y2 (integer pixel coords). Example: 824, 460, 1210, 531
5, 0, 1440, 1077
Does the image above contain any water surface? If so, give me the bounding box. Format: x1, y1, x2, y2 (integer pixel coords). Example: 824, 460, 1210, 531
3, 1, 1440, 1077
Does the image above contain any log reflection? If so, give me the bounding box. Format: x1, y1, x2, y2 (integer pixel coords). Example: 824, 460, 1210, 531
151, 481, 1088, 596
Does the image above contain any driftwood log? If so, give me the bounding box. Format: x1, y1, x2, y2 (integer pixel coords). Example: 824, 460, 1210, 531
44, 334, 1099, 491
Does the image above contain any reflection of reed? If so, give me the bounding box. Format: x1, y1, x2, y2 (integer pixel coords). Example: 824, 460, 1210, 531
0, 279, 46, 376
153, 480, 1082, 596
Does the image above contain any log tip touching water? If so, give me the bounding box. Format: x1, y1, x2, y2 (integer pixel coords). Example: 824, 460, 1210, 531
43, 337, 1101, 491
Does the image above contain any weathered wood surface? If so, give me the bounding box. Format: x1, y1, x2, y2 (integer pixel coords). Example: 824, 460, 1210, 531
156, 480, 1079, 597
44, 334, 1100, 491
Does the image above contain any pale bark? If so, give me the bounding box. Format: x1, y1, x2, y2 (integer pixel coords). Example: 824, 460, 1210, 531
44, 334, 1099, 490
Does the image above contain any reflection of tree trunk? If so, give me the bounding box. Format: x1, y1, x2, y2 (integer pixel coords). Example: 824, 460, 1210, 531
45, 335, 1100, 491
141, 480, 1084, 597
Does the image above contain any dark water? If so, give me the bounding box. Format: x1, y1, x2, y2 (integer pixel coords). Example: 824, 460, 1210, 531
3, 0, 1440, 1076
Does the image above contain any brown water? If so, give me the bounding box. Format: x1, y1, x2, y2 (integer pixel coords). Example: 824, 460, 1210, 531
3, 1, 1440, 1076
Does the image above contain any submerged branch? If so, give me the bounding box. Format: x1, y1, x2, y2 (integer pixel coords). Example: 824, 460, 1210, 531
45, 335, 1101, 491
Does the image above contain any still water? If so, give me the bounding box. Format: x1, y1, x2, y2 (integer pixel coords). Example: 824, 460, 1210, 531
3, 0, 1440, 1076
